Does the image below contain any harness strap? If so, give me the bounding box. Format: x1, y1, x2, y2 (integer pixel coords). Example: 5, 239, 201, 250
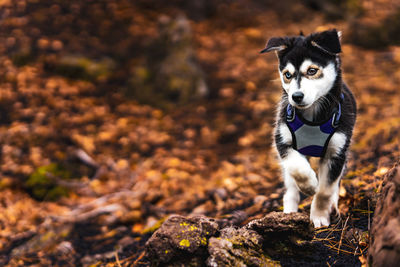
285, 93, 344, 157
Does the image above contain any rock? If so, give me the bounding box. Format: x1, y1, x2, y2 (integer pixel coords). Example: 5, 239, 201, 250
369, 162, 400, 266
25, 163, 71, 201
11, 225, 73, 257
207, 227, 280, 267
145, 214, 219, 264
247, 212, 314, 241
145, 212, 316, 266
216, 210, 248, 229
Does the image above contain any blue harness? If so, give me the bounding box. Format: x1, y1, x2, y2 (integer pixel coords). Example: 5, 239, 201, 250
286, 94, 343, 157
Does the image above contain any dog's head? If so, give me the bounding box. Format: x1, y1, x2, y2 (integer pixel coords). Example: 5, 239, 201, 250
261, 29, 342, 109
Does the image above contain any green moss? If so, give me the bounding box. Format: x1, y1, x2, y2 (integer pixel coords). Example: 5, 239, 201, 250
50, 55, 115, 82
179, 239, 191, 247
26, 163, 71, 201
200, 237, 207, 246
189, 225, 198, 231
142, 217, 167, 234
41, 231, 56, 242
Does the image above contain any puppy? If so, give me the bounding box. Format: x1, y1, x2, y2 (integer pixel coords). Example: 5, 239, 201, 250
261, 29, 356, 227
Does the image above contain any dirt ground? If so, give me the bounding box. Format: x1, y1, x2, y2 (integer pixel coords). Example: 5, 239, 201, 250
0, 0, 399, 266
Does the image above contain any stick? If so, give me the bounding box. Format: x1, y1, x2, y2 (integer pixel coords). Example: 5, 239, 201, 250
75, 149, 99, 168
338, 216, 349, 254
115, 250, 122, 267
133, 251, 146, 266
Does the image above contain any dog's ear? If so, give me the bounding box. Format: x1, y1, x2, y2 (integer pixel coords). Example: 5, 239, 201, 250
260, 37, 288, 53
310, 29, 341, 55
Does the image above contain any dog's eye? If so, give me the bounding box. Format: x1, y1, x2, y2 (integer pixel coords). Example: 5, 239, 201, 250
284, 72, 293, 79
307, 68, 318, 76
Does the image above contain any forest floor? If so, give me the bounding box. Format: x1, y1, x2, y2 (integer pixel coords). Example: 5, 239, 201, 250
0, 0, 399, 266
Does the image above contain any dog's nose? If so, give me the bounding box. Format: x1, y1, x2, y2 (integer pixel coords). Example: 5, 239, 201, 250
292, 92, 304, 104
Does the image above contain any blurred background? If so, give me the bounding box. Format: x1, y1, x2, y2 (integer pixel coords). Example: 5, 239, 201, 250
0, 0, 399, 266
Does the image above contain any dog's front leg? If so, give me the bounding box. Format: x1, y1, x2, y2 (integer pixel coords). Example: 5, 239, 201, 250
276, 124, 318, 213
311, 133, 348, 227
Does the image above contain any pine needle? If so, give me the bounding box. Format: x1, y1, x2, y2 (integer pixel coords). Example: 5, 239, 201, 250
338, 216, 350, 254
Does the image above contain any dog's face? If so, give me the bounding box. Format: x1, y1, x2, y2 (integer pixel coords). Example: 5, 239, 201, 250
261, 30, 342, 109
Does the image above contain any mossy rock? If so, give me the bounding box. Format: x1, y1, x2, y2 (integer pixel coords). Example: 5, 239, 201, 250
46, 55, 115, 82
26, 163, 71, 201
145, 215, 219, 264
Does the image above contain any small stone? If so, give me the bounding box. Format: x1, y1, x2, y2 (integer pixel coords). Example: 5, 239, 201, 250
51, 40, 63, 51
214, 188, 228, 200
119, 210, 142, 223
37, 38, 49, 50
245, 81, 257, 91
55, 241, 74, 255
254, 195, 268, 205
219, 87, 234, 98
190, 200, 214, 215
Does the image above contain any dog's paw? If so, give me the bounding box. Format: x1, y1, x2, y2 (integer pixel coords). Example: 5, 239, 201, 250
310, 197, 331, 228
310, 211, 330, 228
283, 203, 298, 213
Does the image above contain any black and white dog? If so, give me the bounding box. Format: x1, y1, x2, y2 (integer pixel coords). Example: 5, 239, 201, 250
261, 29, 356, 227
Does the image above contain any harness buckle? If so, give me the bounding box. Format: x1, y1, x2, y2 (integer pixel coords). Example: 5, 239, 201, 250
286, 104, 295, 122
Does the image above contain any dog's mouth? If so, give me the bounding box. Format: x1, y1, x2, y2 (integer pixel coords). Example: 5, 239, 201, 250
294, 103, 312, 109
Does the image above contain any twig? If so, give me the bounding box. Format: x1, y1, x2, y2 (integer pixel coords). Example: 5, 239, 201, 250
325, 244, 361, 256
338, 216, 350, 254
116, 254, 136, 264
360, 245, 369, 255
45, 172, 96, 196
54, 203, 125, 224
354, 244, 359, 256
313, 237, 335, 242
133, 251, 146, 266
75, 148, 99, 168
325, 220, 342, 240
115, 250, 122, 267
69, 190, 139, 216
45, 172, 89, 189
